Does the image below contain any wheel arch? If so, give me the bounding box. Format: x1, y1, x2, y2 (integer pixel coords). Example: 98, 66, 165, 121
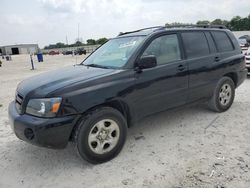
101, 100, 132, 128
223, 72, 238, 87
69, 99, 132, 141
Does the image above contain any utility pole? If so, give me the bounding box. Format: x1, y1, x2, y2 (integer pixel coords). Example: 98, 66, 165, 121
66, 35, 68, 45
78, 23, 80, 42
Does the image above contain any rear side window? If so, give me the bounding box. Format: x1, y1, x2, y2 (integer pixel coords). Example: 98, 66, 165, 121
182, 32, 210, 59
211, 31, 234, 52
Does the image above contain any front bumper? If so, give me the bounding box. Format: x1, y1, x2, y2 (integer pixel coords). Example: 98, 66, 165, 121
8, 101, 78, 149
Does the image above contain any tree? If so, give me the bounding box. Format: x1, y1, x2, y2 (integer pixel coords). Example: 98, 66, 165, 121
165, 22, 192, 27
196, 20, 210, 25
74, 41, 84, 46
96, 38, 108, 45
211, 19, 223, 25
55, 42, 65, 48
44, 42, 66, 49
229, 16, 241, 31
222, 20, 229, 27
87, 39, 96, 45
239, 17, 250, 30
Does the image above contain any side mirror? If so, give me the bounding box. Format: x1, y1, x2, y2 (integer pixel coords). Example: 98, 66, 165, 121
138, 55, 157, 69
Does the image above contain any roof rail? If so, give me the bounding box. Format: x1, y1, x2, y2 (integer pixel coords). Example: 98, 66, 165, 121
165, 24, 227, 29
118, 26, 165, 36
118, 24, 227, 37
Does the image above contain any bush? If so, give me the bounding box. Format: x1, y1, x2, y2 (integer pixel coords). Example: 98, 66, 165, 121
0, 60, 2, 67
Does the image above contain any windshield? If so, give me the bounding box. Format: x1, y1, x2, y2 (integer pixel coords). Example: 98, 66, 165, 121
83, 36, 145, 68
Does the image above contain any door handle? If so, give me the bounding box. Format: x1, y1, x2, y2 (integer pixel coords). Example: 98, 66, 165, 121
177, 64, 185, 71
214, 56, 220, 62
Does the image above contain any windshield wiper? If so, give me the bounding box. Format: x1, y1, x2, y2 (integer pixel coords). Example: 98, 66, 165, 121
84, 64, 110, 69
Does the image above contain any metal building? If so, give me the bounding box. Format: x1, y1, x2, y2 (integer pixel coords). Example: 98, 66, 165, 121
0, 44, 39, 55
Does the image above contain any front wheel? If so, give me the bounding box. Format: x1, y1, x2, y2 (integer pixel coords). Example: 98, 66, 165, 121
208, 77, 235, 112
73, 107, 127, 164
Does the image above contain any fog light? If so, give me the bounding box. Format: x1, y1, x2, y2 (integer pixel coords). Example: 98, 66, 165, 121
24, 128, 34, 140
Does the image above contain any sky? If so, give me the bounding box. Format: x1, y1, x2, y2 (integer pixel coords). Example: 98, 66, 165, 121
0, 0, 249, 48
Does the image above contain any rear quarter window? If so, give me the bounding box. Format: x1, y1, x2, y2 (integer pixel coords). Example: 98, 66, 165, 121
181, 32, 210, 59
211, 31, 234, 52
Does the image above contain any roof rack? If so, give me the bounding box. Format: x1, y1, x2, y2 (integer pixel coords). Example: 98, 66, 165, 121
118, 24, 227, 36
165, 24, 227, 29
118, 26, 165, 36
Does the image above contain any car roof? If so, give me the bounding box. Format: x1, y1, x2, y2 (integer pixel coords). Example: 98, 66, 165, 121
116, 25, 229, 38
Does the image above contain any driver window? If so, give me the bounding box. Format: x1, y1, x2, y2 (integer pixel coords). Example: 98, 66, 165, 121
142, 34, 181, 65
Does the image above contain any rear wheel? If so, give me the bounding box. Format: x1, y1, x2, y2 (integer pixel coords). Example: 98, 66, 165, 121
208, 77, 235, 112
73, 107, 127, 164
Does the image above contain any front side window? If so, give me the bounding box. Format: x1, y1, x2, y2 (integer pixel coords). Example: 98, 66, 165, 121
182, 32, 210, 59
83, 36, 145, 68
142, 34, 181, 65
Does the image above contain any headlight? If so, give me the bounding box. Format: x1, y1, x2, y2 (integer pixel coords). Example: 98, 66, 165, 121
26, 98, 62, 117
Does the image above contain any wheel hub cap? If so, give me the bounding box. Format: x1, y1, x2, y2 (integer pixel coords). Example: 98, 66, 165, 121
88, 119, 120, 155
98, 129, 109, 140
219, 83, 232, 106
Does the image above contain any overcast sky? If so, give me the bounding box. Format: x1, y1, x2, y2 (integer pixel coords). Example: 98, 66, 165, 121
0, 0, 249, 47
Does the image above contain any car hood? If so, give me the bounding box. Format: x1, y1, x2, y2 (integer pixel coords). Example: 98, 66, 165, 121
17, 65, 117, 97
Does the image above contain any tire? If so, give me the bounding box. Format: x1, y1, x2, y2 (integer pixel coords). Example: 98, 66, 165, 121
208, 77, 235, 112
73, 107, 127, 164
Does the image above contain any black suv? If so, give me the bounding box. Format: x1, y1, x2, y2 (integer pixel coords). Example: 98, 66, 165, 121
9, 26, 247, 164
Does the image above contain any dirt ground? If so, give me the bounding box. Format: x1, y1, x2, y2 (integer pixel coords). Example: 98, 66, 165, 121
0, 54, 250, 188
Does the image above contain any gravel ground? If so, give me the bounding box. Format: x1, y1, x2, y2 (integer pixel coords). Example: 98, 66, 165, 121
0, 54, 250, 188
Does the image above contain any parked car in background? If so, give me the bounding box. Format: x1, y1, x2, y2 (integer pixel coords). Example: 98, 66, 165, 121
239, 35, 250, 42
238, 38, 250, 49
62, 50, 73, 55
48, 51, 60, 55
8, 25, 247, 164
245, 47, 250, 73
74, 48, 87, 55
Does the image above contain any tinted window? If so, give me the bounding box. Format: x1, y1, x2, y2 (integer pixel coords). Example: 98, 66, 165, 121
142, 34, 181, 65
211, 31, 234, 52
182, 32, 210, 59
205, 32, 217, 53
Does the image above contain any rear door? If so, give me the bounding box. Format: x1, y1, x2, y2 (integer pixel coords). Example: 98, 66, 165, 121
211, 31, 236, 64
181, 31, 218, 102
132, 33, 189, 119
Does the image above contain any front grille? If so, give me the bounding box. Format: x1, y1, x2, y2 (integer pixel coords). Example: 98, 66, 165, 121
15, 93, 24, 114
246, 57, 250, 61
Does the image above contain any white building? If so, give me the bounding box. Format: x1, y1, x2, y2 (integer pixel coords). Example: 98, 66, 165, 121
0, 44, 39, 55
